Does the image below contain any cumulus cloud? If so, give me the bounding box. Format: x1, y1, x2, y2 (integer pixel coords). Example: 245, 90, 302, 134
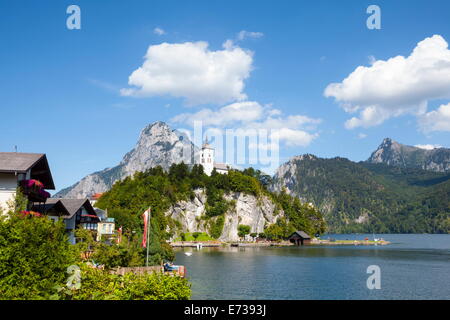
171, 101, 321, 147
171, 101, 264, 126
418, 102, 450, 132
153, 27, 166, 35
121, 41, 253, 105
414, 144, 442, 150
324, 35, 450, 129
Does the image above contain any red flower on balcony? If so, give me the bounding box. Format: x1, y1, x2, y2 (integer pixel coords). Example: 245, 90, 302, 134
20, 179, 50, 202
20, 210, 43, 218
26, 179, 44, 189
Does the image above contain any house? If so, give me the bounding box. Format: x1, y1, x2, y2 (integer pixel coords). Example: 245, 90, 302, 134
89, 192, 104, 207
94, 208, 115, 242
35, 198, 99, 244
199, 137, 230, 176
288, 231, 311, 246
0, 152, 54, 212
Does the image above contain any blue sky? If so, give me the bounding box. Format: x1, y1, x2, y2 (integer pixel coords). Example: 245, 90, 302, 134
1, 0, 450, 191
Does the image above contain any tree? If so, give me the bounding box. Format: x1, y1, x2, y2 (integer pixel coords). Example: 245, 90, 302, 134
237, 225, 251, 239
192, 232, 201, 240
0, 193, 77, 299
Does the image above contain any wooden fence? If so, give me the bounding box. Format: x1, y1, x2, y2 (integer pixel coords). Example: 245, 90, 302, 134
112, 265, 186, 277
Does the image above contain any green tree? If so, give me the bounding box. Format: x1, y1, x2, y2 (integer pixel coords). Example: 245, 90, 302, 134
237, 225, 251, 239
0, 202, 77, 299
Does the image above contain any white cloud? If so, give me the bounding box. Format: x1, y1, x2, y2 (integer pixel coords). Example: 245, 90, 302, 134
237, 30, 264, 41
121, 41, 253, 105
171, 101, 320, 147
271, 128, 317, 147
358, 133, 367, 139
324, 35, 450, 129
153, 27, 166, 35
418, 102, 450, 132
171, 101, 264, 126
414, 144, 442, 150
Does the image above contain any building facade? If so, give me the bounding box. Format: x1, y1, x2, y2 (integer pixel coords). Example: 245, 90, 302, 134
199, 137, 229, 176
0, 153, 54, 212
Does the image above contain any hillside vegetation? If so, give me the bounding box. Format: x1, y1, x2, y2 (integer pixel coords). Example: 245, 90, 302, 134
272, 155, 450, 233
95, 164, 326, 254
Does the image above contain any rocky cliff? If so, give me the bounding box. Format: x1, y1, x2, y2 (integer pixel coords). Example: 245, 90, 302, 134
367, 138, 450, 172
165, 189, 283, 241
54, 121, 198, 198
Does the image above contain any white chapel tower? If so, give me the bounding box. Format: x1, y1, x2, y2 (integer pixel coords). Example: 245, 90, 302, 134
200, 136, 215, 176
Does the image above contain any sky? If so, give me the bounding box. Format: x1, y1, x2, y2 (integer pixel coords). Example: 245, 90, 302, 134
1, 0, 450, 191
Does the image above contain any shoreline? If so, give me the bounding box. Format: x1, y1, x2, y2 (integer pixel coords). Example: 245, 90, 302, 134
170, 239, 391, 248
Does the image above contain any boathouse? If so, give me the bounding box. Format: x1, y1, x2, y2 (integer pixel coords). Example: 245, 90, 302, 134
288, 231, 311, 246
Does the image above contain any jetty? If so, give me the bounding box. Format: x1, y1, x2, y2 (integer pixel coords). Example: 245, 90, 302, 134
171, 238, 390, 248
170, 241, 222, 247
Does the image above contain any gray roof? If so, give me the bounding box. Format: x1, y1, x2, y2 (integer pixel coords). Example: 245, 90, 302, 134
0, 152, 45, 172
46, 198, 97, 218
214, 162, 229, 170
31, 201, 70, 217
0, 152, 55, 189
289, 231, 311, 239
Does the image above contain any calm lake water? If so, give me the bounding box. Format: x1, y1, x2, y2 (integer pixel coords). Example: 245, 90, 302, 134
174, 234, 450, 300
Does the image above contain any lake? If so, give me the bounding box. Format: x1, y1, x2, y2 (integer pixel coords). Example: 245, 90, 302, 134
174, 234, 450, 300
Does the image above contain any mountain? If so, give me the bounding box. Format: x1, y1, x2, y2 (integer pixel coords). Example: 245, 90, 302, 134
271, 154, 450, 233
94, 164, 326, 242
55, 121, 198, 198
367, 138, 450, 172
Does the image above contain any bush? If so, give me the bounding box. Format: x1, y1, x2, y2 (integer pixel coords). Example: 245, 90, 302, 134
209, 216, 225, 239
0, 211, 77, 299
56, 264, 191, 300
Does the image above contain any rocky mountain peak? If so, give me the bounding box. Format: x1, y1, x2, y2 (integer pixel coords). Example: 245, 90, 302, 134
55, 120, 198, 199
367, 138, 450, 172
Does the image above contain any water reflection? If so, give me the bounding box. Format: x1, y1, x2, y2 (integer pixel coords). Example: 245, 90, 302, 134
175, 234, 450, 300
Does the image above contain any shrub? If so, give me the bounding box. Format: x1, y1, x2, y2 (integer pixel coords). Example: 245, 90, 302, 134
0, 211, 77, 299
209, 216, 225, 239
55, 264, 191, 300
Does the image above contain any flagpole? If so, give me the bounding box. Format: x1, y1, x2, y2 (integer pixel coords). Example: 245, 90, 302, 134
146, 207, 151, 267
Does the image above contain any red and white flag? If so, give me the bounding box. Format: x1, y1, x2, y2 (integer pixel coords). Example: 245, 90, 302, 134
117, 226, 123, 244
141, 208, 151, 248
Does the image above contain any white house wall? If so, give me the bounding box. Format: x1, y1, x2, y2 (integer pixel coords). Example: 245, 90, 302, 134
0, 173, 18, 212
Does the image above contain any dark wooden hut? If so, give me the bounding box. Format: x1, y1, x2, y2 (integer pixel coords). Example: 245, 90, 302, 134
288, 231, 311, 246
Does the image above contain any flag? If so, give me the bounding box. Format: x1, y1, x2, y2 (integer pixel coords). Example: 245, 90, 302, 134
141, 208, 151, 248
117, 226, 122, 244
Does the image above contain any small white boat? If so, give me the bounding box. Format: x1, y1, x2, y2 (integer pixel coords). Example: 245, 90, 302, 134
184, 252, 193, 256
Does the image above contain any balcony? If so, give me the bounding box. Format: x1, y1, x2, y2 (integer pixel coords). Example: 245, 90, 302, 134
20, 179, 51, 203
